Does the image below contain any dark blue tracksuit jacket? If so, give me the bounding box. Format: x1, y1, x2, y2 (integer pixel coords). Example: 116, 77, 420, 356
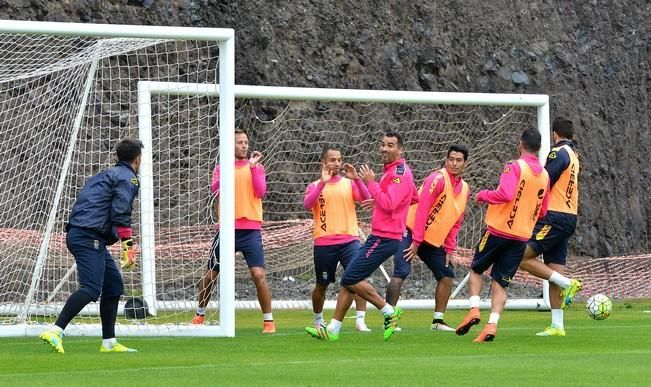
66, 161, 140, 244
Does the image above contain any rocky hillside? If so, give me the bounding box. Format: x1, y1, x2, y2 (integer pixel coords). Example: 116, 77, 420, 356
1, 0, 649, 257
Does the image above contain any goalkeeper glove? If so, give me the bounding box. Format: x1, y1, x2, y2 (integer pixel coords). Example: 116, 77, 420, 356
120, 239, 136, 270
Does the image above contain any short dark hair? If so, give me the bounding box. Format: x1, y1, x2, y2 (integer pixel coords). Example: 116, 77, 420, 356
116, 138, 143, 163
520, 128, 542, 153
321, 145, 340, 160
447, 144, 469, 161
235, 128, 248, 136
384, 131, 404, 147
552, 117, 574, 139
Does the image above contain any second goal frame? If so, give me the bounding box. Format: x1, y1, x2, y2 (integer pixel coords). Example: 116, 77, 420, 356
138, 82, 552, 313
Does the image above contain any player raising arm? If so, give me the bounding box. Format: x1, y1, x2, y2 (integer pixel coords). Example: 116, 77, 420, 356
192, 128, 275, 334
304, 146, 372, 332
305, 131, 418, 342
456, 128, 549, 342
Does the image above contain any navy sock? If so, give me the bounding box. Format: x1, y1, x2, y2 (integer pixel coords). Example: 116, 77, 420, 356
55, 290, 94, 329
100, 296, 120, 339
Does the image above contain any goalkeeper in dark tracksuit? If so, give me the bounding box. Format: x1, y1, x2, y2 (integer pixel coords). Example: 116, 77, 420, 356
40, 138, 143, 354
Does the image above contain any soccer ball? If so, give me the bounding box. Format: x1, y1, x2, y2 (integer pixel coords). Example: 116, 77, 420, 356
124, 296, 149, 319
586, 294, 612, 320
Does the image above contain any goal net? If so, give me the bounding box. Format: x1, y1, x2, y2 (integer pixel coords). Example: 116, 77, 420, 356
217, 93, 550, 311
0, 21, 236, 337
136, 83, 557, 325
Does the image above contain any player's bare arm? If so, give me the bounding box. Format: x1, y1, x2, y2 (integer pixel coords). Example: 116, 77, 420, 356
403, 242, 420, 262
343, 163, 359, 180
361, 198, 375, 212
358, 164, 375, 183
249, 150, 263, 167
474, 191, 484, 204
445, 253, 456, 268
321, 164, 334, 183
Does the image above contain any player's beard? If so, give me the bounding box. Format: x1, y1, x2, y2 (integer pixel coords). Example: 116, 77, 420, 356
235, 148, 248, 160
381, 151, 395, 164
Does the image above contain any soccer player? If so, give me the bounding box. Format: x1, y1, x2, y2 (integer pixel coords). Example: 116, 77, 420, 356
456, 128, 549, 342
39, 139, 143, 353
192, 128, 275, 334
305, 131, 418, 342
519, 118, 582, 336
304, 146, 373, 331
388, 144, 470, 332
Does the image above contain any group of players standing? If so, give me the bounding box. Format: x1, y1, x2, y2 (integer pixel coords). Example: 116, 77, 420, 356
194, 118, 582, 343
39, 118, 582, 353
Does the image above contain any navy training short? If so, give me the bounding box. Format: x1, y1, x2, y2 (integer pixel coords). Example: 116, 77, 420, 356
418, 242, 455, 281
313, 240, 361, 284
208, 229, 265, 271
528, 221, 573, 266
391, 229, 413, 279
471, 230, 526, 288
341, 234, 400, 286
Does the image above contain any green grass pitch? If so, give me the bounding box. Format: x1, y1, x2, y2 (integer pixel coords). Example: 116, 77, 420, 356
2, 300, 650, 386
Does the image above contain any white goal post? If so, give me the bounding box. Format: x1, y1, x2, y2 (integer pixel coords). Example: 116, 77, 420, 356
138, 82, 551, 312
0, 20, 236, 337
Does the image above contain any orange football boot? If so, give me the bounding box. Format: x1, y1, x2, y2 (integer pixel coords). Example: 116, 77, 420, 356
472, 323, 497, 343
455, 307, 481, 336
262, 321, 276, 334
